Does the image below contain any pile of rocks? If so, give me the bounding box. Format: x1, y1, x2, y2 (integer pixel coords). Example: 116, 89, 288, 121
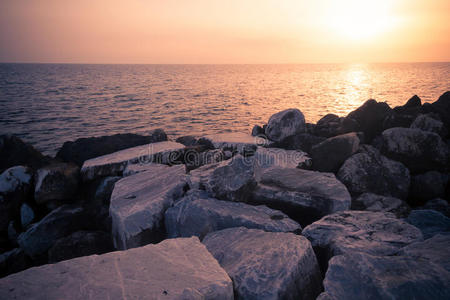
0, 92, 449, 299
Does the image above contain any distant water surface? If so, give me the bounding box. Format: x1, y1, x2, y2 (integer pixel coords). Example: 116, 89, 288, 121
0, 63, 449, 155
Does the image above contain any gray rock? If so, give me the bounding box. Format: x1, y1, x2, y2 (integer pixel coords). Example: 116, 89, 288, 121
411, 114, 447, 136
81, 141, 185, 181
0, 237, 234, 300
251, 125, 264, 136
378, 127, 449, 173
337, 145, 410, 199
165, 190, 301, 239
20, 203, 35, 228
410, 171, 447, 204
310, 132, 360, 173
0, 248, 28, 277
175, 135, 197, 146
185, 149, 225, 172
201, 132, 264, 155
277, 133, 326, 153
265, 109, 306, 142
318, 252, 450, 300
203, 227, 322, 300
93, 176, 121, 203
352, 193, 410, 218
405, 209, 450, 239
420, 198, 450, 217
110, 164, 187, 250
250, 167, 351, 226
34, 163, 79, 204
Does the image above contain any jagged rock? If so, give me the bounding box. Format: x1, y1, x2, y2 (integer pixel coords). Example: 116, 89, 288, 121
20, 203, 35, 228
0, 135, 49, 171
175, 135, 197, 146
250, 167, 351, 226
17, 205, 89, 259
420, 198, 450, 218
277, 133, 326, 153
251, 125, 264, 136
110, 164, 186, 250
0, 237, 234, 299
93, 176, 121, 204
337, 145, 410, 199
405, 209, 450, 239
302, 211, 423, 271
265, 109, 306, 142
34, 163, 79, 204
411, 114, 447, 137
310, 132, 360, 173
378, 127, 449, 173
200, 132, 263, 155
0, 248, 28, 277
165, 190, 301, 239
203, 227, 322, 300
0, 166, 32, 231
48, 231, 114, 263
314, 114, 343, 138
427, 91, 450, 131
352, 193, 410, 218
56, 129, 167, 166
409, 171, 447, 204
318, 252, 450, 300
80, 141, 185, 181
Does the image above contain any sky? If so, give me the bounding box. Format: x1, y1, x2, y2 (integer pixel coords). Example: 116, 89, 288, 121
0, 0, 449, 64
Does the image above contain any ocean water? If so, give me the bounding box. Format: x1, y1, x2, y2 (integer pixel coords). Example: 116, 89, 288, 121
0, 63, 449, 156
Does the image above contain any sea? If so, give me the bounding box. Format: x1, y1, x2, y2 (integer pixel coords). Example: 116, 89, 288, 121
0, 63, 449, 156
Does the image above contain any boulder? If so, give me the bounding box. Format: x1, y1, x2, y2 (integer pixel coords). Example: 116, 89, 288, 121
409, 171, 447, 204
165, 190, 301, 239
420, 198, 450, 218
110, 164, 186, 250
265, 109, 306, 142
277, 133, 326, 153
302, 211, 423, 271
0, 237, 234, 300
378, 127, 449, 173
17, 205, 90, 259
314, 114, 342, 137
310, 132, 360, 173
251, 125, 264, 136
80, 141, 185, 181
337, 145, 410, 199
0, 135, 49, 172
411, 114, 447, 137
405, 209, 450, 239
48, 231, 114, 263
0, 166, 32, 231
175, 135, 197, 146
0, 248, 28, 277
20, 203, 35, 228
427, 91, 450, 131
352, 193, 410, 218
250, 167, 351, 226
200, 132, 263, 155
203, 227, 322, 300
93, 176, 121, 204
318, 252, 450, 300
185, 149, 225, 172
34, 163, 79, 204
56, 129, 167, 166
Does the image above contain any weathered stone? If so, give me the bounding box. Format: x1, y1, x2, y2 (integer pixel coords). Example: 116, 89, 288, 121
411, 114, 447, 136
80, 141, 185, 181
277, 133, 326, 153
201, 132, 263, 155
203, 227, 322, 300
34, 163, 79, 204
0, 237, 234, 300
420, 198, 450, 217
0, 135, 49, 172
265, 108, 306, 142
93, 176, 121, 204
185, 149, 225, 172
250, 167, 351, 226
110, 164, 186, 250
314, 114, 348, 138
353, 193, 411, 218
409, 171, 447, 204
20, 203, 35, 228
318, 252, 450, 300
405, 209, 450, 239
0, 248, 28, 277
378, 127, 449, 173
175, 135, 197, 146
56, 129, 167, 166
165, 190, 301, 239
337, 145, 410, 199
310, 132, 360, 173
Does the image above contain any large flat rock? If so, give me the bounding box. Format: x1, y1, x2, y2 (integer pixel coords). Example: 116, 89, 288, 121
0, 237, 234, 300
201, 132, 264, 154
203, 227, 322, 300
165, 190, 301, 239
81, 141, 185, 180
110, 164, 187, 250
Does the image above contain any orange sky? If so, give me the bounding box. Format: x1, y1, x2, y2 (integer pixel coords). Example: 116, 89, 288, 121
0, 0, 449, 64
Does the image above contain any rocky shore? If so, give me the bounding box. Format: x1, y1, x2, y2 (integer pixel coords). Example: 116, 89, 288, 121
0, 91, 449, 299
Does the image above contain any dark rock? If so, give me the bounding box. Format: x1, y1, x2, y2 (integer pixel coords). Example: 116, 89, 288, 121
277, 133, 326, 153
185, 149, 225, 172
420, 198, 450, 218
7, 221, 19, 246
411, 113, 447, 137
200, 132, 261, 156
314, 114, 343, 138
93, 176, 120, 204
353, 193, 410, 218
310, 132, 360, 173
402, 95, 422, 109
409, 171, 447, 204
20, 203, 34, 228
265, 109, 306, 142
251, 125, 264, 136
56, 129, 167, 166
203, 227, 323, 300
175, 135, 197, 146
337, 145, 410, 199
0, 248, 29, 277
405, 209, 450, 239
0, 135, 49, 172
427, 91, 450, 131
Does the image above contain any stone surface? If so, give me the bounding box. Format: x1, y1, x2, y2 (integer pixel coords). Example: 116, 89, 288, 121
56, 129, 167, 166
0, 248, 28, 277
409, 171, 447, 204
201, 132, 263, 155
428, 91, 450, 130
93, 176, 121, 203
352, 193, 410, 218
0, 134, 49, 171
314, 114, 343, 138
0, 237, 234, 300
251, 125, 264, 136
420, 198, 450, 217
34, 163, 79, 204
318, 252, 450, 300
265, 108, 306, 142
337, 145, 410, 199
165, 190, 301, 239
411, 113, 447, 136
203, 227, 322, 300
310, 132, 360, 173
175, 135, 197, 146
277, 133, 326, 153
185, 149, 225, 172
250, 167, 351, 226
81, 141, 185, 181
378, 127, 449, 173
20, 203, 35, 228
110, 164, 187, 250
405, 209, 450, 239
